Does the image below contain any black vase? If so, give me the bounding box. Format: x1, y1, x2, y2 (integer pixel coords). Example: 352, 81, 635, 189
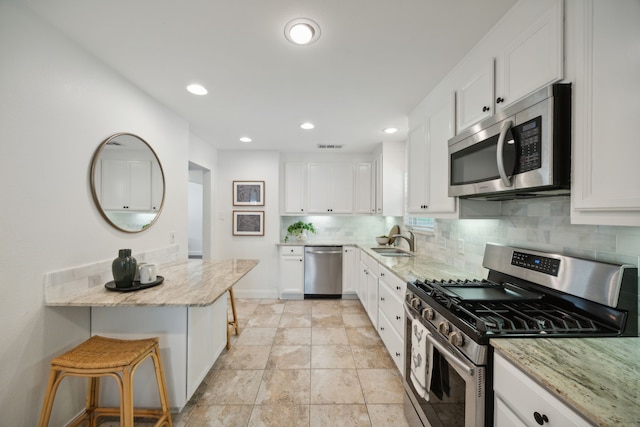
112, 249, 137, 288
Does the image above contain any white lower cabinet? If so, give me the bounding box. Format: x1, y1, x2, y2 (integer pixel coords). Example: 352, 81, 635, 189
342, 245, 358, 297
279, 245, 304, 299
494, 352, 591, 427
377, 266, 405, 374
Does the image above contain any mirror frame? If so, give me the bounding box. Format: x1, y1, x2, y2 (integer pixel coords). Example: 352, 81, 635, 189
90, 132, 166, 233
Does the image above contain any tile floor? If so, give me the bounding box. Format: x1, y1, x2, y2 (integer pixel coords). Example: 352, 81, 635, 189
169, 298, 411, 427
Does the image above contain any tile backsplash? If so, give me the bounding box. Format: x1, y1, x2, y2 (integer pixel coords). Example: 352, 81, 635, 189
280, 216, 404, 245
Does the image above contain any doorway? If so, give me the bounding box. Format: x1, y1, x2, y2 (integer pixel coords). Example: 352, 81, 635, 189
188, 162, 211, 259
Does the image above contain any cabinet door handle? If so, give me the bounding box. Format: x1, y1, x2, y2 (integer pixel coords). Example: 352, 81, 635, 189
396, 286, 401, 291
482, 106, 490, 112
395, 352, 401, 357
496, 97, 504, 104
396, 315, 401, 320
380, 272, 385, 277
380, 326, 385, 331
380, 297, 385, 302
533, 412, 549, 425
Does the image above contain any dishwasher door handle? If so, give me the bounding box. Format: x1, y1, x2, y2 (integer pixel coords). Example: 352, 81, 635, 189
306, 250, 342, 255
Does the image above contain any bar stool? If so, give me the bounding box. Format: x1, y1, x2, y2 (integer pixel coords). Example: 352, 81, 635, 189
38, 335, 172, 427
226, 287, 239, 349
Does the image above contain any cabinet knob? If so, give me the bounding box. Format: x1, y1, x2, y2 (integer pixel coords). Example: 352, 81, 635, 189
395, 352, 401, 357
380, 326, 385, 331
496, 97, 504, 104
396, 315, 401, 320
482, 106, 490, 112
299, 259, 302, 262
380, 297, 385, 302
396, 286, 401, 291
533, 412, 549, 425
301, 209, 304, 212
380, 272, 385, 277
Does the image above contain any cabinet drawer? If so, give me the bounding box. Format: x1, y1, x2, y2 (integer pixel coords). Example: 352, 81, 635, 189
364, 254, 379, 276
281, 246, 304, 256
377, 310, 404, 374
378, 281, 404, 337
378, 265, 406, 299
494, 353, 591, 427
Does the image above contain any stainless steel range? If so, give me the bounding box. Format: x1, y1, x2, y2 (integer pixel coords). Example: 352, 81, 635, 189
403, 243, 638, 427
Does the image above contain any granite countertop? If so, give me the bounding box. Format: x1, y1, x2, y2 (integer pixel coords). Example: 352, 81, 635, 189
491, 338, 640, 426
358, 246, 471, 282
45, 258, 259, 307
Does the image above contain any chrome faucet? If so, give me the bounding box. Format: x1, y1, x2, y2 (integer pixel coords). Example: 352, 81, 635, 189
392, 230, 415, 252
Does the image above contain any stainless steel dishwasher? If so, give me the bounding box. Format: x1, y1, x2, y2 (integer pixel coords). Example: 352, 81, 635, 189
304, 246, 342, 298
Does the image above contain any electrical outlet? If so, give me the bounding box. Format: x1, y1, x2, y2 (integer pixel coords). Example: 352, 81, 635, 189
170, 231, 175, 244
457, 239, 464, 255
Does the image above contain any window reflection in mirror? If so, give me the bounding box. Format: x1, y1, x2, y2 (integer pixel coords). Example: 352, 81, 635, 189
90, 133, 165, 233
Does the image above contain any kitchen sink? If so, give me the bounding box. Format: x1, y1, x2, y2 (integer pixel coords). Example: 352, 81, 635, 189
371, 247, 414, 257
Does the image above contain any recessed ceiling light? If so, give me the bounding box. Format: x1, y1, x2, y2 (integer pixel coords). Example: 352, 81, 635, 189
239, 137, 252, 143
284, 18, 321, 45
186, 84, 208, 95
383, 127, 399, 134
300, 122, 315, 130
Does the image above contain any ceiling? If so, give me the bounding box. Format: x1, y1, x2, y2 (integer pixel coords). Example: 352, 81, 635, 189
21, 0, 516, 153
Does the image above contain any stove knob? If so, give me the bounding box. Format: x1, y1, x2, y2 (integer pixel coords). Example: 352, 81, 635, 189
437, 321, 451, 336
422, 307, 435, 320
448, 331, 465, 347
411, 298, 421, 309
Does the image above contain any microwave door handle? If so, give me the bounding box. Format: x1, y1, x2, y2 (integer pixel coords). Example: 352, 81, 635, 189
496, 120, 514, 187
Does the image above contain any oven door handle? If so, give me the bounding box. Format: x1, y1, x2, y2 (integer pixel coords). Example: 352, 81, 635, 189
405, 305, 475, 378
425, 333, 474, 378
496, 119, 514, 187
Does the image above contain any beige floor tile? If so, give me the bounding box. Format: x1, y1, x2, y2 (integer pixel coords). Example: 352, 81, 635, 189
342, 312, 373, 328
312, 300, 343, 314
279, 313, 312, 328
312, 312, 344, 327
248, 405, 310, 427
234, 299, 260, 315
283, 300, 314, 314
367, 404, 411, 427
254, 302, 286, 315
255, 369, 311, 405
234, 327, 277, 346
273, 327, 311, 346
200, 369, 264, 405
185, 404, 253, 426
309, 404, 371, 427
310, 369, 364, 404
311, 327, 349, 345
345, 326, 383, 346
341, 302, 367, 314
358, 369, 404, 404
220, 345, 271, 369
246, 314, 282, 328
267, 345, 311, 369
311, 345, 355, 369
351, 345, 395, 369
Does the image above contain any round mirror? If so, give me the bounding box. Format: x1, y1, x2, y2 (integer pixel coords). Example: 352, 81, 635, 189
90, 133, 165, 233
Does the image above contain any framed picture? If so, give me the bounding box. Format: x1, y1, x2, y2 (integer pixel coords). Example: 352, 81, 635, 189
233, 181, 265, 206
233, 211, 264, 236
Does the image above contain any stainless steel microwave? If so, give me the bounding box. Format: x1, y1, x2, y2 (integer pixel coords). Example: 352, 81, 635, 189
448, 83, 571, 201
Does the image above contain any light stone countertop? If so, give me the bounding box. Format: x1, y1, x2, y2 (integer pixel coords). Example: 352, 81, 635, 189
45, 258, 259, 307
491, 338, 640, 427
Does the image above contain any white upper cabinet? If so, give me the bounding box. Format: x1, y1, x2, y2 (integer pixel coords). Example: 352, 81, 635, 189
456, 1, 564, 133
568, 0, 640, 226
101, 159, 153, 211
495, 0, 564, 111
355, 162, 374, 214
283, 162, 306, 214
374, 141, 405, 217
456, 60, 495, 132
307, 163, 354, 214
408, 93, 456, 214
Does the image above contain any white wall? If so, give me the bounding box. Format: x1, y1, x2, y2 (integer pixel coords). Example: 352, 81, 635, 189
214, 151, 281, 298
0, 3, 190, 424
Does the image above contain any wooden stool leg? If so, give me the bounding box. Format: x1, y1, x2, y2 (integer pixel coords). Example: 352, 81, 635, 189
86, 377, 100, 427
121, 367, 134, 427
227, 288, 239, 349
38, 369, 62, 427
150, 345, 172, 426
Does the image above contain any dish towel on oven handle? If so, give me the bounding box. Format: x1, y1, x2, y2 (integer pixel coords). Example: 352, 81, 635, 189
410, 318, 434, 400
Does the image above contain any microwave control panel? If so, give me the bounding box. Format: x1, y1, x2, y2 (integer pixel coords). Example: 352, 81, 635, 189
514, 116, 542, 174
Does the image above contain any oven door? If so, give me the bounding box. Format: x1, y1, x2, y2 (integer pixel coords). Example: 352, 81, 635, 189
403, 305, 485, 427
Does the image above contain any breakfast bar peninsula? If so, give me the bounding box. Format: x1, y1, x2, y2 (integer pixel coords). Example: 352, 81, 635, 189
45, 258, 259, 411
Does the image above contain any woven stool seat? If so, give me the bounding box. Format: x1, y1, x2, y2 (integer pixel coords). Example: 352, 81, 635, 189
38, 335, 172, 427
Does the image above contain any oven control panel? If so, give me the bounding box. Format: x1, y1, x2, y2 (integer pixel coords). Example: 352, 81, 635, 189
511, 251, 560, 276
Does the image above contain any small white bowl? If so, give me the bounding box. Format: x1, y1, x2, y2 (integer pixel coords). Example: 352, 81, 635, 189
376, 237, 389, 245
